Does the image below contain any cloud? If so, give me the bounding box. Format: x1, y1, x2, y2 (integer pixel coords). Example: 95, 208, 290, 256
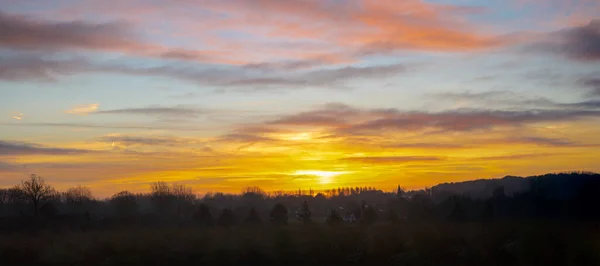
209, 0, 501, 53
340, 109, 600, 134
0, 55, 84, 82
190, 63, 407, 90
433, 90, 600, 110
381, 143, 467, 149
219, 133, 277, 143
1, 0, 506, 76
534, 19, 600, 61
0, 53, 407, 90
0, 11, 223, 62
0, 11, 138, 51
341, 156, 442, 164
581, 77, 600, 97
95, 106, 205, 118
269, 103, 360, 127
379, 136, 586, 150
0, 122, 206, 131
472, 153, 561, 161
269, 103, 397, 127
0, 140, 92, 156
503, 136, 576, 147
243, 56, 349, 71
96, 135, 200, 147
65, 104, 99, 115
230, 103, 600, 141
10, 112, 24, 120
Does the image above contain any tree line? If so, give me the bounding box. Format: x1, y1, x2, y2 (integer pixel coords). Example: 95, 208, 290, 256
1, 172, 600, 231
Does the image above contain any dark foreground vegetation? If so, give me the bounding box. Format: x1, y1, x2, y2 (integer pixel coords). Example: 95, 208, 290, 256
1, 172, 599, 265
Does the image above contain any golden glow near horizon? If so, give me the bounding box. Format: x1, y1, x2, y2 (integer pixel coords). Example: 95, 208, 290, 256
2, 119, 599, 198
293, 170, 351, 185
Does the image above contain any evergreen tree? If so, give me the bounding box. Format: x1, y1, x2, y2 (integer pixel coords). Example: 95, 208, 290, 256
194, 203, 213, 226
327, 209, 343, 225
270, 203, 288, 225
296, 200, 311, 224
244, 207, 262, 225
217, 208, 237, 227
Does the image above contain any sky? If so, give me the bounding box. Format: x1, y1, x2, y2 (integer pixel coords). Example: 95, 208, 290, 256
1, 0, 599, 197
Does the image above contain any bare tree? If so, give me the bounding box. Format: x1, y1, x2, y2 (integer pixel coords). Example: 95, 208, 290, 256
16, 174, 56, 217
64, 185, 93, 214
172, 184, 195, 219
242, 186, 266, 197
150, 181, 173, 215
111, 191, 138, 218
65, 185, 93, 204
150, 181, 171, 197
0, 188, 9, 214
172, 184, 195, 202
242, 186, 266, 207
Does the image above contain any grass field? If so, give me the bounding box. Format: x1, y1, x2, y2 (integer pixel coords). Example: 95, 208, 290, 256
1, 221, 598, 265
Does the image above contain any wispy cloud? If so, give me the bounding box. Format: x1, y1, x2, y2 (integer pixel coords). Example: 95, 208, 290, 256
10, 112, 24, 120
0, 55, 84, 82
0, 122, 206, 131
96, 135, 202, 147
581, 77, 600, 97
341, 156, 442, 164
65, 104, 99, 115
0, 53, 408, 90
228, 102, 600, 141
94, 106, 205, 118
0, 140, 93, 156
432, 90, 600, 110
533, 19, 600, 61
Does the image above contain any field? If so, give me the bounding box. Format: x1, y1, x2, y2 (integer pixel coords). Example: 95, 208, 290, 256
1, 221, 598, 266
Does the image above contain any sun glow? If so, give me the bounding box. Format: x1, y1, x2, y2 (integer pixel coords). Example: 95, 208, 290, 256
293, 170, 349, 185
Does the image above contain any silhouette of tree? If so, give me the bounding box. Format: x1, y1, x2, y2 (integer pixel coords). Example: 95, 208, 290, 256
64, 185, 93, 214
194, 203, 213, 226
327, 209, 343, 225
111, 191, 138, 219
408, 193, 434, 221
172, 184, 195, 219
493, 186, 506, 199
39, 202, 57, 218
270, 203, 288, 225
244, 207, 262, 225
16, 174, 56, 217
217, 208, 237, 227
483, 200, 495, 221
361, 205, 378, 225
296, 200, 311, 223
448, 196, 466, 222
150, 181, 175, 217
241, 186, 265, 208
242, 186, 266, 197
0, 189, 8, 214
65, 185, 92, 204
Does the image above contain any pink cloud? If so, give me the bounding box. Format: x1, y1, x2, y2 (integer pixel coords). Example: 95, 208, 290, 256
10, 0, 508, 65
